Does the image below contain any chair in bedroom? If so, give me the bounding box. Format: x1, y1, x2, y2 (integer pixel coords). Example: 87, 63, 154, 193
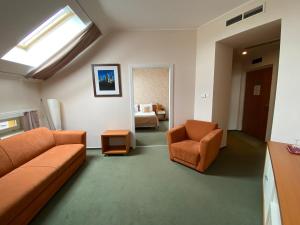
167, 120, 223, 172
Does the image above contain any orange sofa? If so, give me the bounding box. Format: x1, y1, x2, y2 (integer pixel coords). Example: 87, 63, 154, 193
0, 127, 86, 225
167, 120, 223, 172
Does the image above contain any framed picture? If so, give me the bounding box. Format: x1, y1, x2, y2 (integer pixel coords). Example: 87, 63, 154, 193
91, 64, 122, 97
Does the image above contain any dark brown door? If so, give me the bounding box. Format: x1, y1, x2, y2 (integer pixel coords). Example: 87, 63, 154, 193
242, 67, 272, 140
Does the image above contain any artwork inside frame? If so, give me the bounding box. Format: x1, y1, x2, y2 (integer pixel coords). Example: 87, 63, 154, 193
91, 64, 122, 97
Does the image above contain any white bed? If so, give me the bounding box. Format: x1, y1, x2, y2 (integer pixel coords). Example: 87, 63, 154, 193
135, 111, 159, 128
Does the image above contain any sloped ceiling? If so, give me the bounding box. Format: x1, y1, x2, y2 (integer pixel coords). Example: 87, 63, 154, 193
0, 0, 65, 55
0, 0, 66, 75
0, 0, 251, 77
0, 0, 92, 77
77, 0, 250, 33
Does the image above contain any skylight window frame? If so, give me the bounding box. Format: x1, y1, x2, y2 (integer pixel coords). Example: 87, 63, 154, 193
17, 7, 75, 50
28, 22, 92, 74
1, 4, 94, 70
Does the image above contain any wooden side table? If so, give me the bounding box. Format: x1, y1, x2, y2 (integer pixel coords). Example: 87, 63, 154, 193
157, 110, 166, 120
101, 130, 131, 155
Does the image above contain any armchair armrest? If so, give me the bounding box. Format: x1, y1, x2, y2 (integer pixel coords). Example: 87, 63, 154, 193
167, 125, 186, 145
52, 130, 86, 148
197, 129, 223, 172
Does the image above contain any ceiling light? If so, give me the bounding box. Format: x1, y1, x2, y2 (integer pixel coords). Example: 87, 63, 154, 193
242, 51, 248, 55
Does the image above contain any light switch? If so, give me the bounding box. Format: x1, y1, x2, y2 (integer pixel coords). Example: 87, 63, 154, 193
201, 93, 208, 98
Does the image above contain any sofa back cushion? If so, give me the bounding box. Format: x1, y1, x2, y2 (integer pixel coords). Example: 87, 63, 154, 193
185, 120, 217, 142
0, 146, 14, 178
0, 127, 55, 169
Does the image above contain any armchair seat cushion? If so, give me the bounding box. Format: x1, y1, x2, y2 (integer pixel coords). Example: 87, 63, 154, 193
171, 140, 200, 165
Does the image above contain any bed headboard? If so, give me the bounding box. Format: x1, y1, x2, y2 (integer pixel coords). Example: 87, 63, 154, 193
152, 104, 157, 112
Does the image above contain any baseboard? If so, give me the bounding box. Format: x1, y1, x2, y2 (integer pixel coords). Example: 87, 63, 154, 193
136, 145, 167, 148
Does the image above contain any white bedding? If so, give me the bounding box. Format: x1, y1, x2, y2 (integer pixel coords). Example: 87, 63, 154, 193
135, 111, 156, 117
135, 111, 159, 128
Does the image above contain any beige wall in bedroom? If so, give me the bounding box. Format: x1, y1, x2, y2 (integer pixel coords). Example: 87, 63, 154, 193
133, 68, 169, 118
194, 0, 300, 145
41, 30, 197, 147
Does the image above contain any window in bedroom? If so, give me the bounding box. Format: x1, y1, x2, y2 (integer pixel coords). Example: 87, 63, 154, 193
1, 5, 89, 68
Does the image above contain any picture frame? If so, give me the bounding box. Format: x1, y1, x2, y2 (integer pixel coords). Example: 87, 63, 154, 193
91, 64, 122, 97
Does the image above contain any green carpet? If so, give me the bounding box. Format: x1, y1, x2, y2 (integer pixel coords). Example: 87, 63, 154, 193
30, 131, 265, 225
135, 121, 169, 146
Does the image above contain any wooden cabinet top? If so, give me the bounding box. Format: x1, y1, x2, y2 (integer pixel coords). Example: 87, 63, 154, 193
268, 141, 300, 225
101, 130, 130, 136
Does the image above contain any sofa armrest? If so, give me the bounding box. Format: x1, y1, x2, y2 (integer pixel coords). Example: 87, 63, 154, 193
197, 129, 223, 172
167, 125, 186, 145
52, 130, 86, 148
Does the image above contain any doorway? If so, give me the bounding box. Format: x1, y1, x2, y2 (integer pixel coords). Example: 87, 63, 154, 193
211, 20, 281, 147
242, 67, 273, 140
129, 64, 174, 148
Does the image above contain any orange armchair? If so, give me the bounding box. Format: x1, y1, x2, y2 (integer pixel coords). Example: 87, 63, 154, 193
167, 120, 223, 172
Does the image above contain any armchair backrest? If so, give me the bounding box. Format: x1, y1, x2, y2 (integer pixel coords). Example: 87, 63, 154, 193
185, 120, 217, 141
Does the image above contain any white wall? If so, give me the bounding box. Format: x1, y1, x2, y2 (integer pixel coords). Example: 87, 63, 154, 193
0, 74, 41, 116
194, 0, 300, 144
212, 43, 233, 146
228, 45, 280, 142
41, 30, 196, 147
228, 58, 243, 130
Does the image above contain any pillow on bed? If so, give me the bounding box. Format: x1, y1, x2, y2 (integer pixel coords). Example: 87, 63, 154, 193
143, 106, 152, 112
140, 104, 153, 113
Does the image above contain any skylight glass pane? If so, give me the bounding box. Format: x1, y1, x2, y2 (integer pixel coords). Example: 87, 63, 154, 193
1, 6, 88, 68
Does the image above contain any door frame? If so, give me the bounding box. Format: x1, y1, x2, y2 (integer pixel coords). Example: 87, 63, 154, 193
128, 64, 174, 148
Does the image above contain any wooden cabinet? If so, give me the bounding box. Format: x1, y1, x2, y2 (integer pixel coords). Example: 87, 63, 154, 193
263, 149, 282, 225
156, 110, 166, 120
101, 130, 131, 155
264, 141, 300, 225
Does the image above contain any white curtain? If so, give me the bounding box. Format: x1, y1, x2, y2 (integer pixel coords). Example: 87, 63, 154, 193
21, 111, 40, 131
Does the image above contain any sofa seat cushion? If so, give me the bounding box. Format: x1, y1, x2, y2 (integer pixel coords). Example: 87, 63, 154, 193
171, 140, 200, 165
21, 144, 85, 174
0, 166, 58, 225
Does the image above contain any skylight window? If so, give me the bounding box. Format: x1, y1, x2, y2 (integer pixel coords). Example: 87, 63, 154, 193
1, 6, 88, 68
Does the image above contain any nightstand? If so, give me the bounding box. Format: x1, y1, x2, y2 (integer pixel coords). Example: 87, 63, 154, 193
157, 110, 166, 120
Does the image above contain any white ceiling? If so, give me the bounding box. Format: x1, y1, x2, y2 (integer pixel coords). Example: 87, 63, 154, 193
77, 0, 250, 33
0, 0, 253, 76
